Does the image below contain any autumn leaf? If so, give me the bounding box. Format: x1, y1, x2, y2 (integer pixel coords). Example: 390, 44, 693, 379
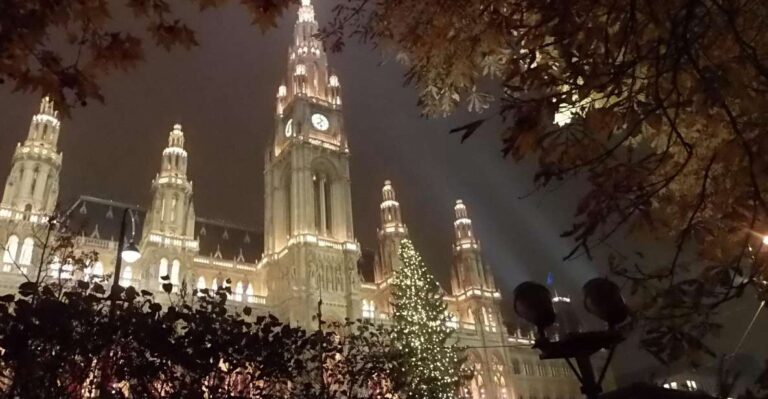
584, 108, 620, 139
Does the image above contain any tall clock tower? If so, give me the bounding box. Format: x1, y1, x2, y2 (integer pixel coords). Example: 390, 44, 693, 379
262, 0, 360, 328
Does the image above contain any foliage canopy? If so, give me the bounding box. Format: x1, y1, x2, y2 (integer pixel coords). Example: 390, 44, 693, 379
323, 0, 768, 364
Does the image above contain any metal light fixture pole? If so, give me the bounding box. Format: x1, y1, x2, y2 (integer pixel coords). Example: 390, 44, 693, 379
513, 278, 629, 399
100, 207, 141, 396
108, 208, 141, 315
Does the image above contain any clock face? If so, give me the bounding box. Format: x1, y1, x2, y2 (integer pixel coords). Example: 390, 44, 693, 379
284, 119, 293, 137
311, 113, 330, 131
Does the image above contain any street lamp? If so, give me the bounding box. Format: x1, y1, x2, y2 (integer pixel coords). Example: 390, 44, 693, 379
513, 278, 629, 399
110, 208, 141, 307
120, 241, 141, 264
100, 207, 142, 396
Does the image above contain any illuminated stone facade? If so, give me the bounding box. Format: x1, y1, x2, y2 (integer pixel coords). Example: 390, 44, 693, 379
0, 1, 613, 398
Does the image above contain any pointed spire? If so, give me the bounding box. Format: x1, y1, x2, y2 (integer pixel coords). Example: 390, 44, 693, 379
298, 0, 316, 23
159, 123, 188, 177
27, 96, 61, 145
453, 199, 476, 245
146, 122, 194, 239
382, 180, 396, 201
39, 96, 58, 118
380, 180, 405, 230
168, 123, 185, 149
277, 0, 336, 106
450, 199, 496, 293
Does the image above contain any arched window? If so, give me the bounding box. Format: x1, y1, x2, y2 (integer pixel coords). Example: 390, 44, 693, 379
120, 265, 132, 287
196, 276, 206, 295
160, 198, 166, 222
246, 283, 255, 303
233, 281, 244, 301
468, 358, 485, 399
312, 171, 332, 235
158, 258, 168, 282
18, 237, 34, 266
211, 278, 218, 291
492, 356, 508, 399
362, 299, 375, 319
88, 261, 104, 279
171, 259, 181, 285
482, 307, 497, 332
30, 166, 39, 195
170, 195, 178, 222
3, 235, 19, 267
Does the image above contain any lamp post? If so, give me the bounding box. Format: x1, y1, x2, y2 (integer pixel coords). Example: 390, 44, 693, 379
99, 207, 142, 396
108, 208, 141, 314
513, 278, 629, 399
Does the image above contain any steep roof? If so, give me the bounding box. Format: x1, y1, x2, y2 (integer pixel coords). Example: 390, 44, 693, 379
195, 217, 263, 263
64, 195, 264, 262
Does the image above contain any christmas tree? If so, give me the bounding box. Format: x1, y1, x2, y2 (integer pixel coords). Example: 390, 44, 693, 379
392, 238, 465, 398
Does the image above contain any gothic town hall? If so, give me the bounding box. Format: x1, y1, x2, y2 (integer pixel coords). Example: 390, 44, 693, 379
0, 1, 601, 398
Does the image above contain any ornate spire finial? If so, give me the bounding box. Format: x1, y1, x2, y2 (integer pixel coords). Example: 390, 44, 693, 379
39, 96, 58, 118
454, 199, 468, 219
297, 0, 315, 23
167, 123, 185, 148
382, 180, 396, 201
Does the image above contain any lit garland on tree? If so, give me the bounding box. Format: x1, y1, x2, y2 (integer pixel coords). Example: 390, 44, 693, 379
392, 238, 465, 398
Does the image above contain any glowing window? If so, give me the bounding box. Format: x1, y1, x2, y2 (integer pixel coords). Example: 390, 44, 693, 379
233, 281, 244, 301
18, 237, 34, 266
171, 259, 180, 285
492, 357, 508, 399
3, 235, 19, 264
120, 265, 132, 287
89, 261, 104, 279
246, 283, 256, 303
158, 258, 168, 282
362, 299, 375, 318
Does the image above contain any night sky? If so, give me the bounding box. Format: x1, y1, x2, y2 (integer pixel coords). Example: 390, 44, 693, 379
0, 1, 765, 376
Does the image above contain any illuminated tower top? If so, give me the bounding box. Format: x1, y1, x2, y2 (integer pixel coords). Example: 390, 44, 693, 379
143, 123, 197, 244
375, 180, 408, 282
380, 180, 406, 231
0, 96, 63, 219
160, 123, 189, 179
276, 0, 342, 116
450, 200, 496, 293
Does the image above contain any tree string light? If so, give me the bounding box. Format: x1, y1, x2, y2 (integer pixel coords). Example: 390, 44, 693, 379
392, 238, 466, 398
